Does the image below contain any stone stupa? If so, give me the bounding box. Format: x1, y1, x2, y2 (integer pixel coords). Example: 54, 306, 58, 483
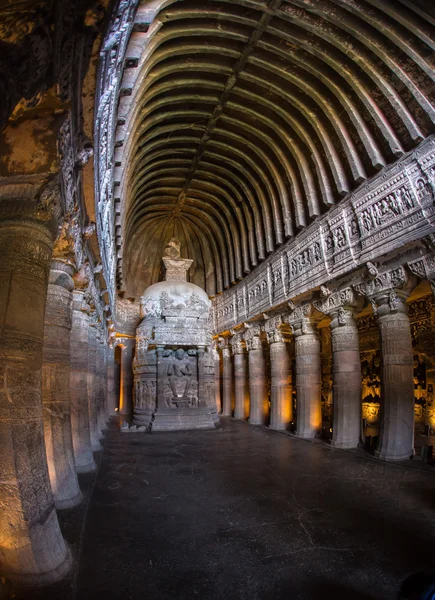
132, 239, 219, 431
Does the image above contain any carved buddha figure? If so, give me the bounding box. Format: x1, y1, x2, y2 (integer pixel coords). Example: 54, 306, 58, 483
167, 349, 193, 399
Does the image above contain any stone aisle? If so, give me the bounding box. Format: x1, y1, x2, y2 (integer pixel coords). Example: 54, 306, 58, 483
14, 419, 435, 600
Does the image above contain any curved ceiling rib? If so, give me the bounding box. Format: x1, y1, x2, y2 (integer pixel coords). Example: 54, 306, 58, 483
112, 0, 435, 300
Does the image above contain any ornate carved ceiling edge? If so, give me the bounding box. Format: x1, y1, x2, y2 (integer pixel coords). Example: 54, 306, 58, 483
95, 0, 435, 303
94, 0, 141, 308
213, 135, 435, 333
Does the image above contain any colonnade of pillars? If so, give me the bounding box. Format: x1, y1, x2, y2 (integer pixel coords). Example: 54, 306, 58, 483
218, 283, 417, 463
0, 192, 118, 585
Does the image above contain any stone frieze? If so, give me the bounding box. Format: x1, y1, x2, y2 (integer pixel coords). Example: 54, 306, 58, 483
213, 136, 435, 333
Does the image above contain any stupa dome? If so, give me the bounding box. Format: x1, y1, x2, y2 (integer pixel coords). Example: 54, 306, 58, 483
140, 280, 210, 320
139, 238, 211, 320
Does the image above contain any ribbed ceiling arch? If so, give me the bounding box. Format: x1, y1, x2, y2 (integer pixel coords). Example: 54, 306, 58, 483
114, 0, 435, 300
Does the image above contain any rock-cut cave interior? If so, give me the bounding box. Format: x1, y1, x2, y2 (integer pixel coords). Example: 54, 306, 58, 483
2, 1, 435, 599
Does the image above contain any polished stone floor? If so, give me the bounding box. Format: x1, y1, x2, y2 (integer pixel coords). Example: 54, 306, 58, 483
14, 419, 435, 600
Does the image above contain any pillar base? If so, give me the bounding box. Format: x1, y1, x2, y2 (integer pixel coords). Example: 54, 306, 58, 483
270, 424, 287, 432
76, 460, 97, 473
55, 489, 83, 510
375, 449, 413, 462
249, 419, 265, 426
331, 440, 359, 450
295, 430, 317, 440
234, 413, 247, 421
4, 547, 73, 587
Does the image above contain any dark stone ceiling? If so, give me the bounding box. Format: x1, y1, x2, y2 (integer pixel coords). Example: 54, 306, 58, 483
116, 0, 435, 300
1, 1, 435, 303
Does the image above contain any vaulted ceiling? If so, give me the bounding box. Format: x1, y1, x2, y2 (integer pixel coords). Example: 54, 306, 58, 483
113, 0, 435, 300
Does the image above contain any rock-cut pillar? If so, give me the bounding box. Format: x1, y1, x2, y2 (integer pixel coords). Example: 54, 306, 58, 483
70, 290, 96, 472
42, 260, 82, 508
119, 338, 134, 418
376, 294, 414, 461
212, 345, 222, 414
247, 335, 268, 426
330, 309, 362, 449
221, 346, 233, 416
294, 320, 322, 438
0, 190, 71, 584
269, 336, 292, 431
87, 319, 101, 450
96, 336, 107, 434
233, 347, 249, 421
106, 345, 117, 418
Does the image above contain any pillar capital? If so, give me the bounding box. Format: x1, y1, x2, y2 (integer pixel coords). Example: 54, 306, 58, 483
353, 264, 416, 316
263, 315, 287, 345
243, 324, 262, 350
229, 332, 246, 355
72, 288, 91, 315
0, 174, 63, 239
48, 258, 75, 291
218, 336, 232, 358
408, 251, 435, 295
313, 287, 361, 324
210, 340, 220, 362
284, 303, 318, 337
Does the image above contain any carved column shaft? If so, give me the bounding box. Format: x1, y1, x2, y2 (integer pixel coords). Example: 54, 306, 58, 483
234, 350, 249, 421
87, 322, 101, 450
42, 260, 82, 508
119, 339, 134, 417
96, 338, 107, 434
330, 311, 362, 449
213, 349, 222, 414
70, 290, 96, 470
294, 324, 322, 438
247, 338, 268, 426
106, 345, 117, 417
377, 300, 414, 460
269, 340, 292, 431
0, 194, 71, 584
221, 347, 233, 416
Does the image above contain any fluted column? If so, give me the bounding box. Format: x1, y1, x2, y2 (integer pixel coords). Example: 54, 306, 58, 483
355, 266, 416, 461
212, 344, 222, 414
119, 338, 134, 417
330, 309, 362, 449
42, 260, 82, 508
96, 335, 107, 434
221, 344, 233, 416
288, 307, 322, 439
0, 187, 71, 584
376, 293, 414, 460
267, 326, 292, 431
106, 344, 117, 417
70, 289, 96, 472
245, 327, 268, 426
231, 335, 249, 421
87, 318, 101, 450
